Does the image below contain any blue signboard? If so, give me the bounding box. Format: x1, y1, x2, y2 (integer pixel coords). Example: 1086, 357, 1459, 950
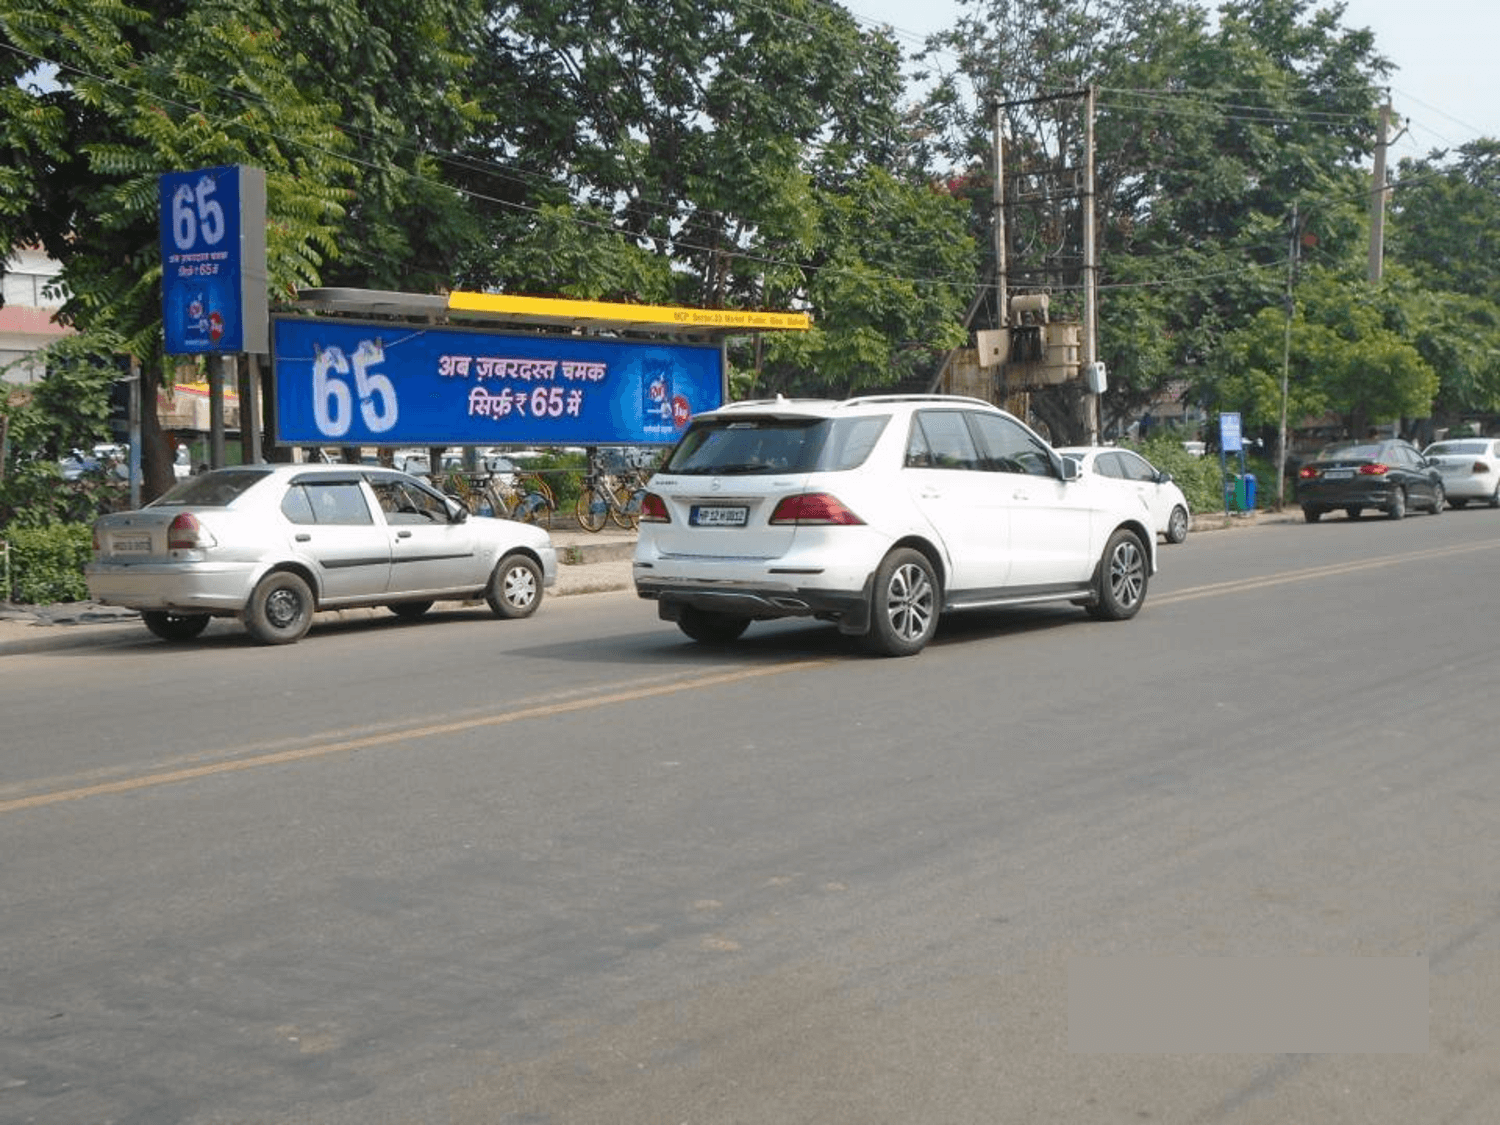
1220, 411, 1243, 453
160, 165, 268, 354
271, 317, 725, 446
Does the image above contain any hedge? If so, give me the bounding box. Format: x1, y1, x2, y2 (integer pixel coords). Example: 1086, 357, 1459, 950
2, 522, 93, 605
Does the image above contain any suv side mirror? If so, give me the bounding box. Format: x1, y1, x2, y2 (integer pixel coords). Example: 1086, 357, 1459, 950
1058, 455, 1081, 481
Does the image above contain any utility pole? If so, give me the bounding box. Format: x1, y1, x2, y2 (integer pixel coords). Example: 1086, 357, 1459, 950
993, 102, 1008, 337
1278, 204, 1300, 509
1083, 85, 1099, 444
1368, 98, 1391, 283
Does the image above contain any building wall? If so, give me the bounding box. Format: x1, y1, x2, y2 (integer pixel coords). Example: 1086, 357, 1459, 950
1, 246, 71, 384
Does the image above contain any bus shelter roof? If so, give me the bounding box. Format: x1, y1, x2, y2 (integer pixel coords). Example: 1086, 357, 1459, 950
285, 288, 811, 340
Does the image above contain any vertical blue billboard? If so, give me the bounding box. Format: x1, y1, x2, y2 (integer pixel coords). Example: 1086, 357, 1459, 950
271, 317, 725, 446
160, 165, 269, 355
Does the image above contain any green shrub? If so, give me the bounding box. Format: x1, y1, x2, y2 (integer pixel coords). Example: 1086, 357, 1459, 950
3, 522, 93, 604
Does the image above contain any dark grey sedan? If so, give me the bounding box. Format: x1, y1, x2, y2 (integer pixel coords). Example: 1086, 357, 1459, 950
1296, 438, 1444, 522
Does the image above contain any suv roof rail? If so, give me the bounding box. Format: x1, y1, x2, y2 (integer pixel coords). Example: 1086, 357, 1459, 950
836, 393, 1000, 409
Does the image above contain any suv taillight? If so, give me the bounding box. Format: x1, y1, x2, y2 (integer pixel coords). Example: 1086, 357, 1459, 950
639, 492, 670, 523
769, 493, 865, 525
167, 512, 210, 549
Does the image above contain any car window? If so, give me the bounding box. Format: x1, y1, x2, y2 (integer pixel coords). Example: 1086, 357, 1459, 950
1316, 443, 1380, 462
1117, 451, 1158, 482
968, 412, 1055, 476
1094, 452, 1125, 479
666, 417, 883, 475
909, 411, 982, 471
149, 468, 273, 507
283, 481, 375, 526
369, 478, 450, 524
1427, 441, 1488, 456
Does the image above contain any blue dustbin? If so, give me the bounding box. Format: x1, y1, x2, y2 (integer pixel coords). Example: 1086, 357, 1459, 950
1243, 473, 1257, 510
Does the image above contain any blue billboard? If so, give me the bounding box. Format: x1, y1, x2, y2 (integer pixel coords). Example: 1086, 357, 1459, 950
271, 317, 725, 446
160, 165, 268, 354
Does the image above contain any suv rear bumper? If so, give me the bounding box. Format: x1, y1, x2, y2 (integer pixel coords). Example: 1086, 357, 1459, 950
636, 579, 873, 634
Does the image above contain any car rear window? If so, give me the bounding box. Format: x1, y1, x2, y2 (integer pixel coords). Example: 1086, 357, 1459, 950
1314, 443, 1382, 462
149, 468, 274, 507
1428, 441, 1488, 456
664, 415, 889, 474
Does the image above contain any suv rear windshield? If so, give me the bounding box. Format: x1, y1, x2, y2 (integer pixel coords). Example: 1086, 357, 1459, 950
665, 415, 889, 474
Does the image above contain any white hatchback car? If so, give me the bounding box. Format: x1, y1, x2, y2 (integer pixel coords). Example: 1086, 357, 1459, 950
1422, 438, 1500, 508
633, 395, 1157, 656
86, 464, 558, 644
1057, 446, 1192, 544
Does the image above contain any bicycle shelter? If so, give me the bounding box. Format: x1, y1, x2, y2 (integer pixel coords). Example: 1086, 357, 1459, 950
265, 286, 810, 455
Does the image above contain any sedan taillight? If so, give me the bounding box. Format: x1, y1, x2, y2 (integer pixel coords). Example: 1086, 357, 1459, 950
769, 493, 865, 525
1359, 463, 1389, 475
167, 512, 213, 549
1298, 465, 1319, 479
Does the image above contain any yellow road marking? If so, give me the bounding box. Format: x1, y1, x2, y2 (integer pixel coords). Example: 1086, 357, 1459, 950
1156, 540, 1498, 605
0, 660, 835, 815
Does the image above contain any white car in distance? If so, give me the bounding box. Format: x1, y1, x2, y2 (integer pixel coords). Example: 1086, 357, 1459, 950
1057, 446, 1193, 545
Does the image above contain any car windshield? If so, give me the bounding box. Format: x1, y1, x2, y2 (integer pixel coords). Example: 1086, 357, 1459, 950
1427, 441, 1488, 456
149, 468, 273, 507
1315, 442, 1383, 462
665, 415, 889, 474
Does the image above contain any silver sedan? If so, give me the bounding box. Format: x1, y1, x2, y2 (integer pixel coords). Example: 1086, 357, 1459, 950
86, 463, 558, 644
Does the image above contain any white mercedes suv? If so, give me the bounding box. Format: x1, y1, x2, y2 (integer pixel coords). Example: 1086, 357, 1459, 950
633, 395, 1156, 656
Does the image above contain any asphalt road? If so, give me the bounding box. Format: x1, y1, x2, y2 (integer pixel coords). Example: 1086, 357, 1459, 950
3, 509, 1499, 1124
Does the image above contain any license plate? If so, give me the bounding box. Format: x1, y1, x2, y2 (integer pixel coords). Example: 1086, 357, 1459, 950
112, 534, 151, 553
1323, 470, 1353, 480
691, 504, 748, 527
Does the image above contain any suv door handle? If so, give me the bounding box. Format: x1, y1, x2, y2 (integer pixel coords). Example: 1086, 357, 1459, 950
396, 530, 412, 539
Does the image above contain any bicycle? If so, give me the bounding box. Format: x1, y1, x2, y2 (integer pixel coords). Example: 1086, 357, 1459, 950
491, 469, 557, 527
441, 469, 555, 526
574, 453, 648, 532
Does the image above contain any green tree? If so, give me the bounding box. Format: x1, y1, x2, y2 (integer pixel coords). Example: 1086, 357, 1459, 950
1, 0, 355, 499
915, 0, 1392, 440
464, 0, 970, 389
1387, 141, 1500, 426
1210, 269, 1436, 439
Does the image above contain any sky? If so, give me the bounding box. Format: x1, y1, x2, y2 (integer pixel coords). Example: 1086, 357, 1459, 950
844, 0, 1497, 162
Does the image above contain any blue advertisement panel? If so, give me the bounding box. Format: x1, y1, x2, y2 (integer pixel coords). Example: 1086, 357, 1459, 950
160, 165, 268, 354
1219, 411, 1243, 453
272, 317, 725, 446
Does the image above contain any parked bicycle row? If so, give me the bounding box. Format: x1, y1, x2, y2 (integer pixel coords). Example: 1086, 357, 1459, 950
428, 447, 659, 533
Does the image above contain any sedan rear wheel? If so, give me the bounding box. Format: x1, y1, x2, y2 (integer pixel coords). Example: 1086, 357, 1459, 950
142, 610, 210, 642
1087, 529, 1148, 621
1345, 506, 1361, 520
1387, 487, 1407, 520
1490, 483, 1500, 508
1303, 506, 1324, 523
864, 548, 939, 657
486, 553, 543, 619
245, 571, 315, 645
